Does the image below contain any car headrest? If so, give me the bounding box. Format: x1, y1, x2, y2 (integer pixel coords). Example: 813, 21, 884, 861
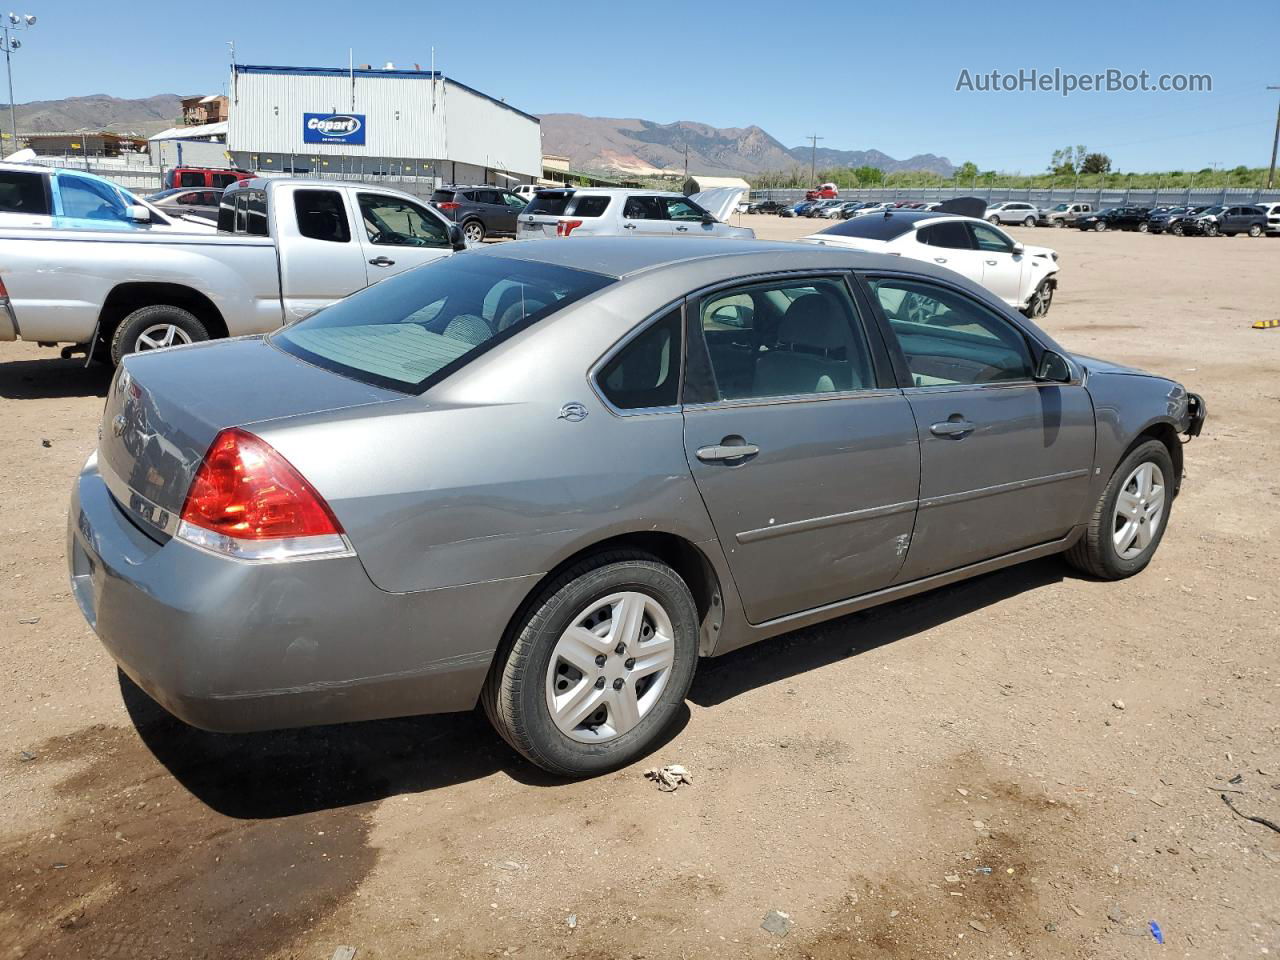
778, 295, 850, 352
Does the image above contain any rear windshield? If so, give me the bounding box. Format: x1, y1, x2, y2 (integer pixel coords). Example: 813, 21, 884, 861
816, 214, 916, 241
526, 192, 572, 216
271, 255, 614, 393
430, 190, 457, 202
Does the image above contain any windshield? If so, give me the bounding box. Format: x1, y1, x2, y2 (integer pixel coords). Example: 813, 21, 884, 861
1199, 206, 1225, 216
272, 255, 614, 393
1051, 203, 1068, 211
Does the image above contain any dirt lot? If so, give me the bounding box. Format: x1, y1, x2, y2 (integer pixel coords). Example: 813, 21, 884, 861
1, 220, 1277, 960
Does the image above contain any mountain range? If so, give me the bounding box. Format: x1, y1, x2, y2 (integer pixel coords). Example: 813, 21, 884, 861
538, 114, 954, 178
4, 93, 954, 177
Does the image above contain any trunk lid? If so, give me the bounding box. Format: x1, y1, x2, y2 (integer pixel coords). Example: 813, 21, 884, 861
689, 186, 745, 224
98, 336, 402, 537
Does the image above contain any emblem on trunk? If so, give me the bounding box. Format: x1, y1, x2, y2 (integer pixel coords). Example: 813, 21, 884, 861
558, 402, 588, 423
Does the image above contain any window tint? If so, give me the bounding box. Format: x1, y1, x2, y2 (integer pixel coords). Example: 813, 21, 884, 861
0, 171, 48, 215
502, 192, 527, 210
58, 175, 128, 222
233, 192, 249, 232
525, 192, 572, 215
245, 190, 268, 236
623, 196, 666, 220
869, 278, 1034, 387
178, 171, 205, 187
969, 222, 1014, 253
359, 193, 448, 247
597, 309, 682, 410
212, 173, 238, 188
272, 256, 614, 393
917, 221, 972, 249
697, 278, 874, 401
571, 195, 611, 218
294, 189, 351, 243
664, 197, 705, 221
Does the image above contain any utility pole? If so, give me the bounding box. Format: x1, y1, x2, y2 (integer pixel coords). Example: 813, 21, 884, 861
806, 133, 823, 185
1267, 85, 1280, 189
683, 143, 688, 178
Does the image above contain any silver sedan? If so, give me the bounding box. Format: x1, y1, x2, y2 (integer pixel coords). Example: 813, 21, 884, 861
68, 238, 1205, 777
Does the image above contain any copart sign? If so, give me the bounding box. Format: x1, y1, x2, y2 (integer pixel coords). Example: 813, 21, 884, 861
303, 113, 366, 145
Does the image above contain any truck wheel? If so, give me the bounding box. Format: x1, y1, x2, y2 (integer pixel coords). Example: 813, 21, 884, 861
110, 305, 209, 366
462, 220, 486, 245
1065, 439, 1174, 581
482, 551, 699, 777
1052, 219, 1064, 228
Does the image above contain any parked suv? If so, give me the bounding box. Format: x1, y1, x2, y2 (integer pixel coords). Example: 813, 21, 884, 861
1146, 206, 1204, 235
984, 201, 1041, 226
516, 187, 753, 239
162, 166, 254, 190
431, 185, 529, 244
1038, 202, 1093, 228
1258, 201, 1280, 236
1185, 204, 1268, 237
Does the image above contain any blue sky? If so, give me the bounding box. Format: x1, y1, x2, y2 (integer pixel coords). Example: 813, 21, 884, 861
13, 0, 1280, 172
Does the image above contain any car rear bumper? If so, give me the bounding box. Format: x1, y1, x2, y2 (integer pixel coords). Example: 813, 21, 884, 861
68, 452, 538, 733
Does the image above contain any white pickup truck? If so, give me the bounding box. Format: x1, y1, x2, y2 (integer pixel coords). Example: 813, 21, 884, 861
0, 177, 463, 364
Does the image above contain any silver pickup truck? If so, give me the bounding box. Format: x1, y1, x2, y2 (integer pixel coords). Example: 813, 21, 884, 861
0, 177, 464, 365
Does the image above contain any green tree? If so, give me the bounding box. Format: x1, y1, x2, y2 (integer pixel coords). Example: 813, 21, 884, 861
1080, 153, 1111, 175
955, 161, 979, 181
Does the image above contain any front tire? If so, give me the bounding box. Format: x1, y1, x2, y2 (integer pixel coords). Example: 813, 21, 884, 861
1171, 222, 1184, 236
109, 304, 208, 367
1137, 221, 1149, 233
987, 214, 1000, 224
1065, 439, 1174, 580
482, 552, 699, 777
1023, 215, 1036, 227
1094, 221, 1107, 232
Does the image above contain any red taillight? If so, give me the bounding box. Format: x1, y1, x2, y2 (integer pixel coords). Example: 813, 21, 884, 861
0, 275, 8, 298
557, 219, 584, 237
180, 428, 341, 541
437, 201, 460, 211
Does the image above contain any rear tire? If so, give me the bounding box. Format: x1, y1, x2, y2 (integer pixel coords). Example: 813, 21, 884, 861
1065, 439, 1174, 580
462, 219, 486, 244
109, 305, 209, 367
987, 214, 1000, 224
482, 552, 699, 778
1247, 224, 1263, 237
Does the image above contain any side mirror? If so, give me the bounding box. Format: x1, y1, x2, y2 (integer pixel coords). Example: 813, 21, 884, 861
1035, 349, 1074, 384
1012, 241, 1025, 255
124, 204, 150, 223
448, 223, 467, 251
701, 212, 718, 224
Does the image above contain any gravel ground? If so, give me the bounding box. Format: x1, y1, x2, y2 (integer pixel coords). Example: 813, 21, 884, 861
1, 219, 1277, 960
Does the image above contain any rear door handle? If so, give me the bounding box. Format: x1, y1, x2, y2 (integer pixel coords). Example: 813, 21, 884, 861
369, 256, 396, 267
675, 225, 689, 232
623, 223, 637, 230
933, 257, 947, 263
696, 442, 760, 462
930, 418, 975, 438
985, 259, 998, 266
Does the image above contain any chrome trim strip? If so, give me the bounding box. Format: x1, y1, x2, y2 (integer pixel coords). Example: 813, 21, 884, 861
919, 468, 1090, 510
683, 385, 902, 413
736, 499, 917, 544
0, 296, 19, 339
97, 454, 181, 537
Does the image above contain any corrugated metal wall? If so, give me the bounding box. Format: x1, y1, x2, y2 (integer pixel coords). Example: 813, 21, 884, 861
226, 68, 540, 178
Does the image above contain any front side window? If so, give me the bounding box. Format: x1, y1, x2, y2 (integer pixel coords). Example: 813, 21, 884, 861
272, 256, 614, 393
696, 278, 875, 401
359, 193, 449, 247
179, 171, 205, 187
869, 278, 1034, 387
664, 198, 705, 221
969, 222, 1014, 253
212, 173, 238, 188
294, 189, 350, 243
623, 196, 665, 220
502, 192, 527, 210
597, 309, 682, 410
0, 171, 49, 215
57, 175, 129, 223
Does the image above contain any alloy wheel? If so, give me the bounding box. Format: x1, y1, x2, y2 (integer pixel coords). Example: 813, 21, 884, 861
134, 323, 193, 351
545, 591, 675, 744
463, 222, 485, 244
1112, 461, 1166, 560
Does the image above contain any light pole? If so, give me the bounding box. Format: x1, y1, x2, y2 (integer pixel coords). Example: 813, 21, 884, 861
2, 12, 36, 151
1266, 85, 1279, 190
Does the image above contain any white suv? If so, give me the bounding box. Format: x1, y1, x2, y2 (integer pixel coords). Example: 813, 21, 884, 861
984, 201, 1041, 227
516, 187, 754, 240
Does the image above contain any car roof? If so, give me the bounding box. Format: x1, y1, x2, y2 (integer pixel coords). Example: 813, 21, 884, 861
466, 235, 967, 283
533, 187, 686, 198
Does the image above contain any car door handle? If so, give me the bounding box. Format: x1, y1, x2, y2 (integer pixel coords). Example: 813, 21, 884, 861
368, 256, 396, 267
696, 441, 760, 462
933, 257, 948, 263
623, 223, 637, 230
675, 225, 689, 232
930, 418, 975, 438
985, 259, 998, 265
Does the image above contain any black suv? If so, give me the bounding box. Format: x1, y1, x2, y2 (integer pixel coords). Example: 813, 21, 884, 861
1076, 206, 1151, 232
430, 186, 529, 243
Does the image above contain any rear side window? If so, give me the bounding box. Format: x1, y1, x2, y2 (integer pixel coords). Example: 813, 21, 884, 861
0, 170, 48, 215
597, 309, 682, 411
623, 196, 666, 220
211, 173, 239, 188
178, 171, 205, 187
273, 256, 614, 393
571, 196, 611, 218
526, 193, 572, 215
917, 221, 972, 249
245, 190, 268, 236
294, 189, 350, 243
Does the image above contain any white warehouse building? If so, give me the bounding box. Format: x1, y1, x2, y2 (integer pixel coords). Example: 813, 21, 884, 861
225, 63, 542, 186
